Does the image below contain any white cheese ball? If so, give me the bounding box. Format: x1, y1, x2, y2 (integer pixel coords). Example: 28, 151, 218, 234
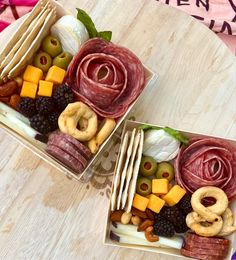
143, 129, 180, 162
51, 15, 89, 56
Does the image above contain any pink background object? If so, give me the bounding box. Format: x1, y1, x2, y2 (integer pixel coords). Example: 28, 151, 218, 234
0, 0, 38, 32
157, 0, 236, 54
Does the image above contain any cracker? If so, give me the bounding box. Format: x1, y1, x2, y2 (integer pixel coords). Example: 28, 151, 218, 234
121, 130, 141, 209
126, 129, 144, 213
0, 2, 50, 72
1, 8, 53, 80
8, 9, 57, 78
116, 128, 136, 210
110, 131, 129, 211
0, 0, 45, 67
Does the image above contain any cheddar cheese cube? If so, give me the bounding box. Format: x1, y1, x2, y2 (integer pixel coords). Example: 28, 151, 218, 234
45, 65, 65, 84
20, 81, 38, 99
38, 80, 53, 97
132, 193, 149, 212
162, 185, 186, 206
152, 179, 169, 195
147, 194, 165, 213
160, 184, 173, 200
23, 65, 43, 84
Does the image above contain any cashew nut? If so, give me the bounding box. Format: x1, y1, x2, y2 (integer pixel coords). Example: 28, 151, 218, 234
121, 212, 132, 225
131, 216, 141, 226
144, 226, 159, 242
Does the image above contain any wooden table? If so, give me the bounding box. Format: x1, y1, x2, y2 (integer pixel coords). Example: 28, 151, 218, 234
0, 0, 236, 259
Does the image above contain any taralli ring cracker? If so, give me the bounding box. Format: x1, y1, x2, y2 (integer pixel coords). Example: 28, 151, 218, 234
185, 186, 236, 238
186, 212, 223, 237
96, 118, 116, 147
58, 101, 98, 141
88, 118, 116, 154
218, 208, 236, 237
191, 186, 228, 222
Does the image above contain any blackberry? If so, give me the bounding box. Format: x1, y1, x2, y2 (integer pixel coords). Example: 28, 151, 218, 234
178, 195, 192, 215
36, 97, 55, 115
159, 206, 184, 226
53, 84, 74, 111
154, 213, 164, 222
153, 219, 175, 237
30, 114, 51, 135
174, 220, 189, 233
18, 98, 37, 118
48, 111, 60, 131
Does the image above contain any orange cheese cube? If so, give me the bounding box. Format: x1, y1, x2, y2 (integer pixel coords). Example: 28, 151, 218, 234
160, 184, 173, 200
38, 80, 53, 97
20, 81, 38, 99
147, 194, 165, 213
162, 185, 186, 206
132, 193, 149, 212
45, 65, 65, 84
152, 179, 169, 195
23, 65, 43, 84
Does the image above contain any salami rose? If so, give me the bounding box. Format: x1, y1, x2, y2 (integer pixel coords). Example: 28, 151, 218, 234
175, 138, 236, 201
65, 38, 145, 118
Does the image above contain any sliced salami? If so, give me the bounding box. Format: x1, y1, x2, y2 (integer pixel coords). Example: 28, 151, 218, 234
183, 243, 228, 257
175, 137, 236, 201
47, 138, 87, 168
181, 248, 224, 260
181, 233, 230, 259
48, 132, 92, 160
185, 233, 230, 246
65, 38, 145, 118
46, 144, 84, 173
184, 239, 229, 251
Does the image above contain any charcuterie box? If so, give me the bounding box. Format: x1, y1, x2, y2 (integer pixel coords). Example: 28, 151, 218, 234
0, 0, 158, 182
104, 120, 236, 260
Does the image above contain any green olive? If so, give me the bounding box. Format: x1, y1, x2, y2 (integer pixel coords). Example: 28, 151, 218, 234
42, 35, 62, 58
155, 162, 175, 182
139, 156, 157, 177
53, 52, 73, 70
136, 177, 152, 196
33, 52, 52, 72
